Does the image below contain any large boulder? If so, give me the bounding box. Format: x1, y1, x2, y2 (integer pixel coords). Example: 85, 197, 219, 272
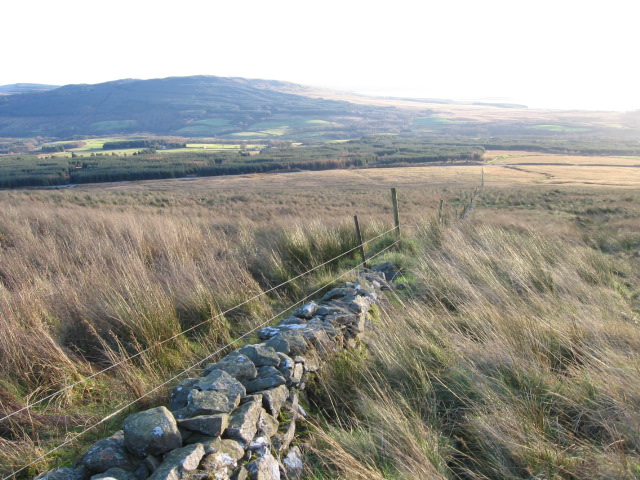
123, 407, 182, 458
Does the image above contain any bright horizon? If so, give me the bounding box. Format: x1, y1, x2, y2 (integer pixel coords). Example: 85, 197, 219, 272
3, 0, 637, 112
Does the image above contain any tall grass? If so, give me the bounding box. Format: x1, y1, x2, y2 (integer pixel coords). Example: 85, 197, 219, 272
310, 221, 640, 479
0, 196, 374, 476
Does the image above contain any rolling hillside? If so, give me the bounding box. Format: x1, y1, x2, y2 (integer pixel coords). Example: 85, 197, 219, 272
0, 76, 409, 139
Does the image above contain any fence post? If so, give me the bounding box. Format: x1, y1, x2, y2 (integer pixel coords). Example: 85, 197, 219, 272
353, 215, 368, 269
438, 199, 445, 224
391, 187, 400, 237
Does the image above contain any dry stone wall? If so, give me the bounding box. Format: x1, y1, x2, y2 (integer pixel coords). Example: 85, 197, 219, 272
36, 263, 398, 480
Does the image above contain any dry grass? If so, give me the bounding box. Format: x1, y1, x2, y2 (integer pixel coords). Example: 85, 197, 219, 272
1, 161, 640, 478
310, 221, 640, 479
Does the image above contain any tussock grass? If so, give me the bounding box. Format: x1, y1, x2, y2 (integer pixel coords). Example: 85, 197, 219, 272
0, 195, 377, 476
2, 170, 640, 478
310, 222, 640, 479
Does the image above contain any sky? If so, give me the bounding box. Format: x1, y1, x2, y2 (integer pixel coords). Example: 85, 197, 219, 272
2, 0, 637, 111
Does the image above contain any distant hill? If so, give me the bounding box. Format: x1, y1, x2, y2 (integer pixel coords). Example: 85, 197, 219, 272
0, 83, 59, 95
0, 76, 410, 139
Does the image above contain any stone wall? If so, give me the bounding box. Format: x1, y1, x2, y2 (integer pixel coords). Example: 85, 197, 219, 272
36, 264, 397, 480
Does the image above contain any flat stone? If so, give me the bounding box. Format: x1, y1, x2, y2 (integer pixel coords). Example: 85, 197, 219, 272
278, 316, 307, 326
81, 431, 138, 473
203, 353, 257, 383
238, 345, 280, 368
195, 369, 247, 398
244, 373, 286, 394
123, 406, 182, 458
186, 389, 240, 417
321, 287, 357, 302
224, 400, 263, 443
178, 414, 229, 437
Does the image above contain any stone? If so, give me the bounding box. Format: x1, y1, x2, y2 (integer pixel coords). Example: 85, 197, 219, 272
244, 372, 286, 394
302, 328, 336, 355
178, 414, 229, 437
36, 467, 90, 480
321, 287, 357, 302
196, 370, 247, 397
91, 468, 136, 480
203, 353, 257, 384
278, 316, 307, 326
168, 378, 199, 413
123, 406, 182, 458
371, 261, 400, 281
231, 467, 248, 480
273, 420, 296, 451
200, 440, 245, 474
186, 389, 241, 417
294, 302, 317, 319
166, 443, 206, 472
219, 439, 246, 461
224, 400, 263, 443
282, 446, 303, 480
257, 326, 281, 340
257, 409, 279, 438
245, 451, 280, 480
199, 437, 222, 454
238, 345, 280, 368
81, 431, 138, 473
147, 444, 205, 480
277, 332, 307, 356
264, 335, 290, 355
256, 385, 288, 416
248, 435, 270, 452
142, 456, 161, 473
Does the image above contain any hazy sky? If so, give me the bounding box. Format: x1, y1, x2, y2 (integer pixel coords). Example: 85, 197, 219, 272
2, 0, 637, 111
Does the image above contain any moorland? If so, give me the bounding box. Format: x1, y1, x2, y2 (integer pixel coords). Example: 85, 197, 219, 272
1, 76, 639, 479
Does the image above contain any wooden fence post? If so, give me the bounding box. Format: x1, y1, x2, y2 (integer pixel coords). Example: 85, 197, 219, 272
353, 215, 368, 269
391, 187, 400, 237
438, 199, 444, 223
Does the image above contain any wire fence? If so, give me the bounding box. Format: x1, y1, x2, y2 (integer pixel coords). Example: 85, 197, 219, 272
2, 230, 404, 480
0, 224, 402, 426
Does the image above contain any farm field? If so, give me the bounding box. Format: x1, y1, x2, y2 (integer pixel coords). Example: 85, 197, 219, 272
1, 157, 640, 478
